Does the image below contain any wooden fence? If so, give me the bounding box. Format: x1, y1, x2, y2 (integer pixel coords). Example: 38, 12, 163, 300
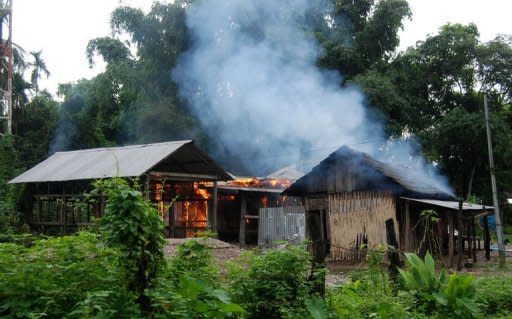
258, 206, 305, 247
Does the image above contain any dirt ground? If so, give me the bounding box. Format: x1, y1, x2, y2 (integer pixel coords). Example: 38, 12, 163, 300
164, 238, 243, 267
164, 238, 512, 287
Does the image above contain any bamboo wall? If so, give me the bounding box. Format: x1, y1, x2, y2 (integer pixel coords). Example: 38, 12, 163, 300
327, 191, 397, 262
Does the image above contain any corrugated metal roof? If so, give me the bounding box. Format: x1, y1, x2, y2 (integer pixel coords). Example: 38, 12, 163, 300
9, 140, 231, 183
401, 197, 493, 211
284, 145, 455, 200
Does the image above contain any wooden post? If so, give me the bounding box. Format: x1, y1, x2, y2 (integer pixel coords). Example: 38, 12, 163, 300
212, 181, 218, 233
448, 212, 454, 268
239, 193, 247, 246
483, 214, 491, 261
386, 218, 400, 283
472, 217, 477, 263
457, 200, 464, 271
307, 210, 328, 297
467, 216, 472, 258
404, 200, 412, 251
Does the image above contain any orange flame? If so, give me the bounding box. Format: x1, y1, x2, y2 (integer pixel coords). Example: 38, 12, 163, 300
227, 177, 292, 189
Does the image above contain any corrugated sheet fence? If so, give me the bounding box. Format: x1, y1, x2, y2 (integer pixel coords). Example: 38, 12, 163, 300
258, 206, 305, 247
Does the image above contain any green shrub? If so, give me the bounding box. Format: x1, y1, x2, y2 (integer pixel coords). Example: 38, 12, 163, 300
435, 273, 479, 318
475, 276, 512, 316
168, 238, 219, 286
0, 232, 138, 318
398, 253, 479, 318
226, 245, 311, 318
93, 177, 165, 312
149, 239, 244, 318
327, 275, 413, 319
398, 252, 447, 313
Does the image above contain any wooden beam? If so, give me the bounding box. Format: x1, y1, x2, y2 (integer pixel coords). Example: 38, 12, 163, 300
149, 171, 221, 181
239, 194, 247, 246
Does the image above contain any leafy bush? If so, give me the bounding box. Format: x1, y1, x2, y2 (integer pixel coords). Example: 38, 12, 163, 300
227, 245, 311, 318
0, 232, 138, 318
149, 238, 244, 318
475, 276, 512, 316
398, 252, 479, 318
435, 274, 479, 318
327, 274, 413, 319
93, 177, 165, 311
168, 238, 219, 286
398, 252, 447, 313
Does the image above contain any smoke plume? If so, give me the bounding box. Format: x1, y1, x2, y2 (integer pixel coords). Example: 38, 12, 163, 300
172, 0, 452, 194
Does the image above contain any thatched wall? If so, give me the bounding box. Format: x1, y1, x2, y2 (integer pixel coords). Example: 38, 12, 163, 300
327, 191, 397, 262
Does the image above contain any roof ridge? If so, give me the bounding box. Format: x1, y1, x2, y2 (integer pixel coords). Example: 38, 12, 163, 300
53, 140, 193, 155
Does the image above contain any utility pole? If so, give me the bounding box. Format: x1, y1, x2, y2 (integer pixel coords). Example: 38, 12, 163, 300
483, 94, 506, 267
0, 0, 13, 135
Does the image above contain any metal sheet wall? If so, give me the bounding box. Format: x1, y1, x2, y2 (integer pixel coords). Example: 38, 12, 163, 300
258, 206, 305, 247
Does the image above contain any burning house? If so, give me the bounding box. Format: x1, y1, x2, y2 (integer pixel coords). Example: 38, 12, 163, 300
284, 145, 493, 263
9, 140, 231, 237
214, 165, 305, 245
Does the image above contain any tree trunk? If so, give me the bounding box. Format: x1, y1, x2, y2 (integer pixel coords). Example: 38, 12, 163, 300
465, 163, 476, 200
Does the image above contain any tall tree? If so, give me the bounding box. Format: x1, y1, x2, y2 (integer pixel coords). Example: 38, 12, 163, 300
317, 0, 411, 79
388, 24, 512, 199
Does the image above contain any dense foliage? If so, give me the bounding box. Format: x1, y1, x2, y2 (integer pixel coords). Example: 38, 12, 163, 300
0, 232, 139, 318
227, 245, 313, 318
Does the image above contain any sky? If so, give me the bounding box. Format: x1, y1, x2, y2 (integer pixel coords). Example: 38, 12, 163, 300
12, 0, 512, 96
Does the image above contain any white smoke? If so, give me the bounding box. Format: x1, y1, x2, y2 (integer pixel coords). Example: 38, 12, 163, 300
172, 0, 453, 195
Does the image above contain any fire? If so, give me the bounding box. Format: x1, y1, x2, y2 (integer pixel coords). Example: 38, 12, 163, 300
152, 180, 210, 237
194, 182, 211, 199
226, 177, 292, 189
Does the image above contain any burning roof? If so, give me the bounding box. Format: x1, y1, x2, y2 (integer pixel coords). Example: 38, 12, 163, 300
217, 165, 305, 193
283, 145, 455, 200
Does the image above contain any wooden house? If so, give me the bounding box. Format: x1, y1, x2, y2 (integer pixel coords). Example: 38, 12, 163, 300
9, 140, 231, 237
283, 145, 492, 263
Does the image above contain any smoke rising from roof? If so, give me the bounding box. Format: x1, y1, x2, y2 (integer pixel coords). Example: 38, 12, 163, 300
172, 0, 453, 195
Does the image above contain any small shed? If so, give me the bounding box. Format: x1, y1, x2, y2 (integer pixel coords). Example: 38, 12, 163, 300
214, 165, 304, 245
283, 145, 457, 262
9, 140, 231, 237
